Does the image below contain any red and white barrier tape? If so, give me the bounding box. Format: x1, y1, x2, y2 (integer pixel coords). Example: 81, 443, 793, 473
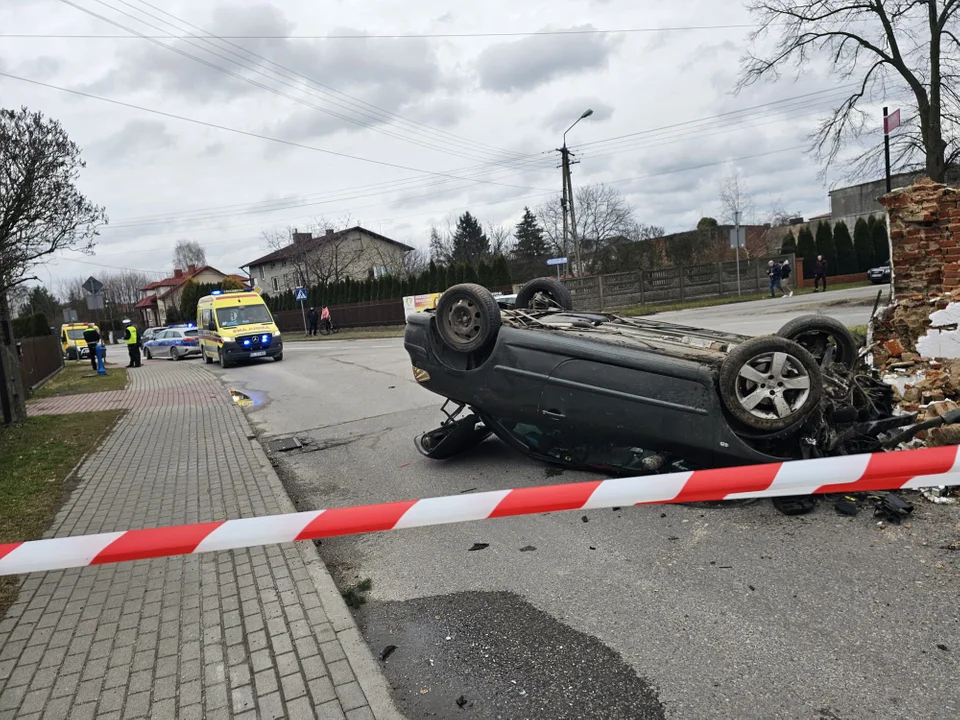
1, 445, 958, 577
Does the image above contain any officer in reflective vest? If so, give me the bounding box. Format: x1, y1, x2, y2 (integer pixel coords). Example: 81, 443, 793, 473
122, 319, 142, 368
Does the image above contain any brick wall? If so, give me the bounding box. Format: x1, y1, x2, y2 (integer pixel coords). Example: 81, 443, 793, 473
879, 178, 960, 298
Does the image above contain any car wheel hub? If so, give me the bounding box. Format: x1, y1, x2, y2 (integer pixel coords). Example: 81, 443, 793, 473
446, 298, 481, 341
735, 351, 811, 420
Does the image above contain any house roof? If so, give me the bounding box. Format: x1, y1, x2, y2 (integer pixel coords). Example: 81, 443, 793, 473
135, 296, 158, 309
243, 226, 414, 268
141, 266, 250, 300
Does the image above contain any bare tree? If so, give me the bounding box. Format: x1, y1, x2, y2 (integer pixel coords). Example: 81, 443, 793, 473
571, 184, 636, 273
719, 168, 755, 226
428, 226, 452, 264
172, 239, 207, 270
485, 222, 515, 257
740, 0, 960, 181
534, 199, 567, 258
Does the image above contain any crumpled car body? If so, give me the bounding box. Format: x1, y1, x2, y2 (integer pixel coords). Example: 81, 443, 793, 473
404, 279, 910, 476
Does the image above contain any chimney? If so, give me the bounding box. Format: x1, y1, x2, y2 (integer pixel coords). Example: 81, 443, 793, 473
325, 228, 334, 237
187, 263, 197, 273
293, 231, 312, 245
173, 268, 183, 278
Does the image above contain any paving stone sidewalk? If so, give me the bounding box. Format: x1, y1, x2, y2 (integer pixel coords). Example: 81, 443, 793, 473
0, 362, 395, 719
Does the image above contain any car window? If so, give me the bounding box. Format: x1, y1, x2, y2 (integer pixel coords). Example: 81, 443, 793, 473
216, 304, 272, 328
66, 329, 86, 340
185, 329, 198, 337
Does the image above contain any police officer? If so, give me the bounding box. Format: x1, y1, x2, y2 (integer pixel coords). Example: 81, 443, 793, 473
81, 324, 101, 371
122, 319, 141, 368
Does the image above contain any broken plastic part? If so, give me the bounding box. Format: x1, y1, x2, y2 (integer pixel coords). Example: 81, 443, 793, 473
874, 493, 914, 523
834, 499, 860, 516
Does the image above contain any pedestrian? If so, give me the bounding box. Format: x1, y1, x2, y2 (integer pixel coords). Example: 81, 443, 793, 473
814, 255, 828, 291
767, 260, 785, 297
780, 258, 794, 297
307, 307, 319, 336
320, 306, 331, 333
122, 319, 142, 368
82, 323, 101, 371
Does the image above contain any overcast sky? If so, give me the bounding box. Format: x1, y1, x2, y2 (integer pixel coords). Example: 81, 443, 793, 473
2, 0, 894, 287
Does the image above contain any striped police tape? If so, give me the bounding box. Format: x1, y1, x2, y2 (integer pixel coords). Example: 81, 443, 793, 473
1, 444, 958, 577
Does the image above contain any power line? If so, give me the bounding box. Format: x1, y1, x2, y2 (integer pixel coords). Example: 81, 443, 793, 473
0, 70, 554, 192
57, 0, 514, 163
125, 0, 528, 161
0, 23, 761, 40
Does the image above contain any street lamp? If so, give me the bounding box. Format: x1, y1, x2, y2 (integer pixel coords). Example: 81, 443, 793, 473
561, 109, 593, 276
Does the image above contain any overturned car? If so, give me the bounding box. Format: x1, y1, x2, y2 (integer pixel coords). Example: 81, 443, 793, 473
404, 279, 939, 475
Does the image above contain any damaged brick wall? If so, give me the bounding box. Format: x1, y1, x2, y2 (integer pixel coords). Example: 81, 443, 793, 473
879, 178, 960, 298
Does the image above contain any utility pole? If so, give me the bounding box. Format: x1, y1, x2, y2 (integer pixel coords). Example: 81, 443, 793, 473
558, 108, 593, 279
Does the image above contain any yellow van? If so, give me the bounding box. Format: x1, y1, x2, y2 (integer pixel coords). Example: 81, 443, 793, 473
60, 323, 98, 360
197, 289, 283, 368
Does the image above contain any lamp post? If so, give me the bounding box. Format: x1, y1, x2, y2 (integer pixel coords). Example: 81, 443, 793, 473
560, 109, 593, 277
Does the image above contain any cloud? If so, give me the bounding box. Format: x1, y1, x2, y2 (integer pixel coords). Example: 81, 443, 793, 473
543, 98, 614, 132
476, 26, 620, 92
15, 55, 61, 80
88, 119, 177, 161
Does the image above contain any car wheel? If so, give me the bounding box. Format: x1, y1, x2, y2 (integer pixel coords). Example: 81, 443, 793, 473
219, 349, 231, 369
203, 347, 213, 364
274, 353, 283, 362
719, 336, 822, 432
775, 314, 858, 369
144, 348, 152, 360
171, 347, 181, 361
435, 283, 502, 353
515, 278, 574, 311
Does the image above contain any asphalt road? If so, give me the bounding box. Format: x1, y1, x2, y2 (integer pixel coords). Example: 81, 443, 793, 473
209, 290, 960, 720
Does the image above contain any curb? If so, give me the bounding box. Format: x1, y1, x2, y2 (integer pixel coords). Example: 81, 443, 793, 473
227, 397, 405, 720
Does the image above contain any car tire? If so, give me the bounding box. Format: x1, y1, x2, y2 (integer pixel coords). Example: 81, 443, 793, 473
274, 353, 283, 362
219, 349, 231, 369
435, 283, 502, 353
66, 348, 77, 361
144, 348, 152, 360
515, 278, 574, 311
203, 347, 213, 364
171, 347, 181, 361
719, 335, 822, 432
775, 314, 858, 368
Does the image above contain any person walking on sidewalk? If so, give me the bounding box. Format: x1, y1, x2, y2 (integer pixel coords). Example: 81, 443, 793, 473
814, 255, 828, 291
307, 307, 319, 336
82, 324, 101, 371
122, 319, 141, 368
767, 260, 785, 298
780, 259, 794, 297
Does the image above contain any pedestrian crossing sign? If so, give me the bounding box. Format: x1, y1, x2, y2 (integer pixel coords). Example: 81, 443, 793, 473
295, 288, 308, 302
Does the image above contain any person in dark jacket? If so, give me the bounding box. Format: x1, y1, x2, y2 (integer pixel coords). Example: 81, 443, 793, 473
780, 259, 794, 297
122, 319, 141, 368
767, 260, 785, 297
82, 324, 101, 371
814, 255, 828, 291
307, 307, 319, 336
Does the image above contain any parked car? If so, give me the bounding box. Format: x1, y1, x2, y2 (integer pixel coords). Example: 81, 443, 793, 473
867, 261, 891, 284
404, 279, 913, 474
143, 327, 201, 360
141, 326, 167, 345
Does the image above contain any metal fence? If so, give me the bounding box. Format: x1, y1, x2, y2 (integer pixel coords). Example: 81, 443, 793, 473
563, 255, 797, 310
17, 335, 63, 390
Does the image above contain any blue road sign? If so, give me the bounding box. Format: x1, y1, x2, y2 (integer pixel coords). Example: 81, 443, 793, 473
294, 287, 308, 302
546, 257, 568, 266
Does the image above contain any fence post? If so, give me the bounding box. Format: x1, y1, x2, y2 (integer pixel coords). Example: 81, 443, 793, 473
755, 259, 763, 293
717, 262, 723, 297
639, 270, 646, 305
679, 266, 685, 302
597, 274, 605, 310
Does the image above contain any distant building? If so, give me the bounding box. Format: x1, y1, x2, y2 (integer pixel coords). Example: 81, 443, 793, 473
829, 167, 960, 228
243, 226, 414, 294
136, 264, 248, 327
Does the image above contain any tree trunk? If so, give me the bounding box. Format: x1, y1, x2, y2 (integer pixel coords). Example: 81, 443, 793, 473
926, 0, 947, 182
0, 292, 28, 424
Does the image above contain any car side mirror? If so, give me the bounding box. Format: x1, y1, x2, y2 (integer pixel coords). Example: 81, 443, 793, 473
208, 320, 217, 331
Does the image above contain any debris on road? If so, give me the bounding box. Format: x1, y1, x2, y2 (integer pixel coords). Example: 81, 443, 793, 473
772, 496, 816, 516
456, 695, 468, 708
468, 543, 489, 552
380, 644, 398, 662
834, 499, 860, 516
519, 546, 536, 552
874, 494, 914, 524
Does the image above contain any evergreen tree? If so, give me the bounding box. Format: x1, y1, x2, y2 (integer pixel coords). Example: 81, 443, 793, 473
450, 212, 489, 266
429, 227, 448, 265
853, 218, 875, 271
833, 221, 856, 274
178, 279, 202, 323
779, 230, 796, 255
477, 259, 493, 287
426, 260, 439, 291
512, 207, 547, 260
443, 264, 456, 290
797, 226, 817, 278
462, 264, 478, 284
492, 254, 512, 288
815, 220, 836, 271
871, 216, 889, 264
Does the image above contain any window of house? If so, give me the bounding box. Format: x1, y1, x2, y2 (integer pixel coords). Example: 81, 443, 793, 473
258, 265, 264, 280
272, 277, 280, 292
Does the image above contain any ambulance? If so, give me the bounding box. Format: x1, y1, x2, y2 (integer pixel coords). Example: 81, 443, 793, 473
196, 289, 283, 368
60, 323, 98, 360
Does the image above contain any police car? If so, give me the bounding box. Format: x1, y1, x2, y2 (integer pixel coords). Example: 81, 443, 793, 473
142, 324, 202, 361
